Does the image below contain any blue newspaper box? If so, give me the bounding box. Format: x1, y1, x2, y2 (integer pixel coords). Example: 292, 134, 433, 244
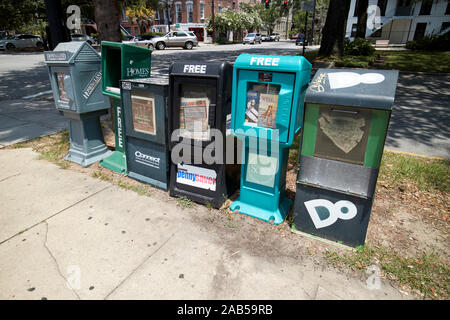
230, 54, 311, 224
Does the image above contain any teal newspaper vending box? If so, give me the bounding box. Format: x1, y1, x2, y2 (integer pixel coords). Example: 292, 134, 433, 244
230, 54, 311, 224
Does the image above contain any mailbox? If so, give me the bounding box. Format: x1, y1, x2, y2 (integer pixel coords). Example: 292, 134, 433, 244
230, 54, 311, 225
121, 75, 169, 190
44, 41, 111, 167
168, 61, 240, 208
292, 68, 399, 247
99, 41, 152, 175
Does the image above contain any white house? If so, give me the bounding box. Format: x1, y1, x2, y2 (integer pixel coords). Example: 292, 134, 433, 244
346, 0, 450, 44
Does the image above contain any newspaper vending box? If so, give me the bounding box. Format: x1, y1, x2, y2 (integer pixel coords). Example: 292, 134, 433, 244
168, 61, 240, 208
292, 68, 399, 247
230, 54, 311, 225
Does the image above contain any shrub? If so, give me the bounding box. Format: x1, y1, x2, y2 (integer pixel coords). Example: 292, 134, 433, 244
406, 32, 450, 51
344, 38, 375, 56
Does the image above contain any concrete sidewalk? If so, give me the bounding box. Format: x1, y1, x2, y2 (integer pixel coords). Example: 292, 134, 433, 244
0, 148, 411, 300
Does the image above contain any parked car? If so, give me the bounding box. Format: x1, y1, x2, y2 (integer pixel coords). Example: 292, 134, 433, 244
0, 34, 43, 50
147, 31, 198, 50
71, 33, 96, 45
295, 35, 308, 46
270, 33, 280, 41
243, 33, 262, 45
261, 34, 270, 41
291, 33, 301, 40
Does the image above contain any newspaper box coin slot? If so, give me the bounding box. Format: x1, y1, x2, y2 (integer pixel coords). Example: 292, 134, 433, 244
292, 68, 399, 247
230, 54, 312, 225
168, 61, 240, 208
98, 41, 152, 175
44, 41, 111, 167
121, 76, 170, 190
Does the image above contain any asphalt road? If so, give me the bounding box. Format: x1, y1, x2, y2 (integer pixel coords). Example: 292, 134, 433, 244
0, 42, 449, 158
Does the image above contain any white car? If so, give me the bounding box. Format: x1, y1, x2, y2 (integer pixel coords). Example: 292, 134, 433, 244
243, 33, 262, 45
71, 34, 96, 45
0, 34, 43, 50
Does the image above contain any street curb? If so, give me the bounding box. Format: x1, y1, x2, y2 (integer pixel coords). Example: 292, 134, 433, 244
384, 148, 450, 161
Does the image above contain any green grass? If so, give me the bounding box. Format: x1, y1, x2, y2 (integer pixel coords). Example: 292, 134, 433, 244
379, 152, 449, 193
12, 130, 70, 169
176, 196, 195, 209
301, 50, 450, 73
288, 135, 301, 165
326, 245, 450, 299
117, 181, 152, 197
380, 51, 450, 73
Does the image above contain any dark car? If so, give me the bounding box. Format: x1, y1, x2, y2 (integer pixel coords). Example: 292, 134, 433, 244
295, 34, 308, 46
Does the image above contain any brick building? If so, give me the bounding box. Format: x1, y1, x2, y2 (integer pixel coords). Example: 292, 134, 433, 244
151, 0, 241, 41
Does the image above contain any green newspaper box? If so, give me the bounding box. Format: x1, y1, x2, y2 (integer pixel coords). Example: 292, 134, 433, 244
99, 41, 152, 174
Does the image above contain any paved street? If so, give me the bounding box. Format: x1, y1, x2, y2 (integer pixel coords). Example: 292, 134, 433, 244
0, 41, 449, 156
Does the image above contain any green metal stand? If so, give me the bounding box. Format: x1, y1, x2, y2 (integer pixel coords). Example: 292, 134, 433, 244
99, 97, 127, 174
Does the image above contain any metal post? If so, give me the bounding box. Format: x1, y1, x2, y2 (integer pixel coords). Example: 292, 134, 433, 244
303, 11, 308, 56
310, 0, 317, 45
212, 0, 215, 42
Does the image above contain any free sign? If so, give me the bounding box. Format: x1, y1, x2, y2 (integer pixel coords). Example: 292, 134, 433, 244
183, 65, 207, 74
249, 57, 280, 66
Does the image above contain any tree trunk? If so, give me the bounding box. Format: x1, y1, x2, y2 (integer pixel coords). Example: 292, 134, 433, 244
318, 0, 351, 57
92, 0, 121, 42
355, 0, 368, 39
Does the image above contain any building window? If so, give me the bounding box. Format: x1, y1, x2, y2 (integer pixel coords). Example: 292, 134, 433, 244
187, 2, 193, 23
446, 0, 450, 14
351, 23, 357, 37
134, 26, 139, 35
377, 0, 387, 16
155, 10, 160, 21
218, 4, 222, 12
441, 22, 450, 32
232, 1, 236, 9
176, 3, 182, 23
372, 29, 382, 37
419, 0, 433, 15
413, 22, 427, 40
200, 2, 205, 19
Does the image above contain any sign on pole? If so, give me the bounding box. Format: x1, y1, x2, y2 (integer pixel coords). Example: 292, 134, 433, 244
301, 1, 314, 12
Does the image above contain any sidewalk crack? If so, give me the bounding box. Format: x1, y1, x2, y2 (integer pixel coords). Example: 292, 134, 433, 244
104, 232, 176, 300
0, 185, 110, 246
0, 173, 21, 183
43, 221, 81, 300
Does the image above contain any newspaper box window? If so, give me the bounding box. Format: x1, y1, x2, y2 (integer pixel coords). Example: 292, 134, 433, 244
122, 76, 170, 190
98, 41, 152, 175
168, 61, 240, 208
292, 69, 399, 247
44, 41, 111, 167
230, 54, 312, 225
